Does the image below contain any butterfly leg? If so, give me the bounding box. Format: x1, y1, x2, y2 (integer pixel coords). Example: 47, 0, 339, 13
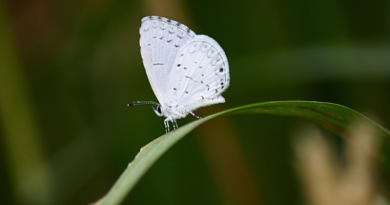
164, 118, 170, 133
169, 117, 178, 131
189, 111, 203, 119
164, 117, 179, 133
173, 119, 179, 130
171, 119, 176, 130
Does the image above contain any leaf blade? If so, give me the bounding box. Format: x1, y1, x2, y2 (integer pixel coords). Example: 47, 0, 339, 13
95, 101, 390, 205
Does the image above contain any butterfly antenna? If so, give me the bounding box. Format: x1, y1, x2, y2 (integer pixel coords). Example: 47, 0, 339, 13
127, 101, 159, 106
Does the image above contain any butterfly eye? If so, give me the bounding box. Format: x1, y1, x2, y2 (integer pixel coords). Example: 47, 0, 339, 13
152, 105, 162, 115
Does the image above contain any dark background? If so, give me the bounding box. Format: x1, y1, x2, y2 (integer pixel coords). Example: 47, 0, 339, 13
0, 0, 389, 204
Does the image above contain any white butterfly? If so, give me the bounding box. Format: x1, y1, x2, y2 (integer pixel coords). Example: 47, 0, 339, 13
128, 16, 230, 133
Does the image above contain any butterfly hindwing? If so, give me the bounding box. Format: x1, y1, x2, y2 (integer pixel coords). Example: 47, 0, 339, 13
167, 35, 230, 110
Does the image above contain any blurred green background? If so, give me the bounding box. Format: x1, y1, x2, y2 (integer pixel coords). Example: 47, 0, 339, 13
0, 0, 389, 204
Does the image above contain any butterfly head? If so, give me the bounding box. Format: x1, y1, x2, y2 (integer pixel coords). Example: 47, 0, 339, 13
156, 102, 189, 120
152, 104, 163, 117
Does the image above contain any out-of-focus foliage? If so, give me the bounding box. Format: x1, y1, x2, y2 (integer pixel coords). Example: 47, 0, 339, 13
0, 0, 389, 205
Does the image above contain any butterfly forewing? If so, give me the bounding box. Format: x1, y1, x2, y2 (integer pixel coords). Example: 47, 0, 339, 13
139, 16, 195, 104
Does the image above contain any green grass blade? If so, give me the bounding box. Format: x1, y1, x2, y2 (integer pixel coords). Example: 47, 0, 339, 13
95, 100, 390, 205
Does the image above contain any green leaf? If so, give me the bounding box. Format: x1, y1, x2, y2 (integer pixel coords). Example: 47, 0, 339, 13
94, 101, 390, 205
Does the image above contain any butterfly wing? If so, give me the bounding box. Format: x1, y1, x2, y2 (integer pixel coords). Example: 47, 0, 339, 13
167, 35, 230, 112
139, 16, 196, 104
